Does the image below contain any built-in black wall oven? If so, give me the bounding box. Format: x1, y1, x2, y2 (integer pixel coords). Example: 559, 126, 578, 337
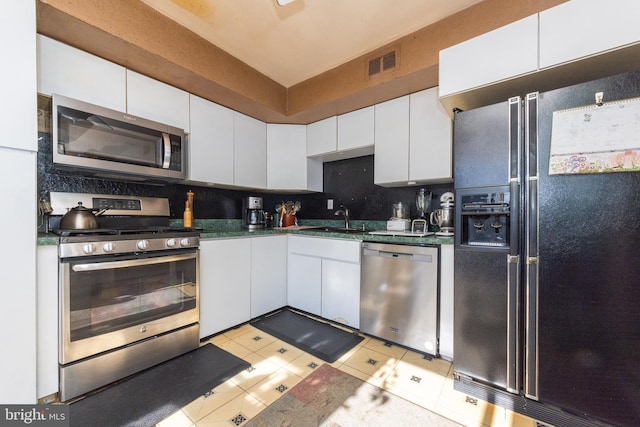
51, 192, 200, 402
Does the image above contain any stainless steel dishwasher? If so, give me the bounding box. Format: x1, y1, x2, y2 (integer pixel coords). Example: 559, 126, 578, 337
360, 242, 439, 356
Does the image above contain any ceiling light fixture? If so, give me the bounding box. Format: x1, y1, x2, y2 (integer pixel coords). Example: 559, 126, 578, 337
276, 0, 296, 5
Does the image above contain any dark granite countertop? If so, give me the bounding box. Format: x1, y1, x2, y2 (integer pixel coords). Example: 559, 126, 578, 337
199, 228, 453, 245
37, 219, 454, 246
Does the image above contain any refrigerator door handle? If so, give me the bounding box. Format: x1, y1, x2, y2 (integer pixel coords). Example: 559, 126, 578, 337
525, 177, 539, 400
506, 127, 521, 393
507, 252, 520, 393
524, 92, 539, 400
508, 96, 521, 181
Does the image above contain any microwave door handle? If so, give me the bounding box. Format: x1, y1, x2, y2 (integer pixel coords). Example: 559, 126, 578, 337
161, 133, 171, 169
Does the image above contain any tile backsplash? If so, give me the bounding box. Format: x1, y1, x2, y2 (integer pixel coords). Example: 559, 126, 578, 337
38, 95, 452, 221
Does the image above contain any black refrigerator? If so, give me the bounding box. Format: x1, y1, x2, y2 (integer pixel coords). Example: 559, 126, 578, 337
453, 71, 640, 427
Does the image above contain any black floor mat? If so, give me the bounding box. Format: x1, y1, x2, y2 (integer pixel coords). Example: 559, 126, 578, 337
251, 308, 363, 363
69, 343, 250, 427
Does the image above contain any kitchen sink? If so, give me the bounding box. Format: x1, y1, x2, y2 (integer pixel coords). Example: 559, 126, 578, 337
303, 226, 362, 234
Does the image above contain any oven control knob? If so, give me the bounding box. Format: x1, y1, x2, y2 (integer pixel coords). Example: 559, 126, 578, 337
137, 239, 150, 250
102, 242, 115, 252
166, 238, 177, 247
82, 243, 96, 254
180, 237, 191, 247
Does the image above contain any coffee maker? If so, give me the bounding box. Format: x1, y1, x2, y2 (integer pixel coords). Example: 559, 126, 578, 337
242, 197, 266, 230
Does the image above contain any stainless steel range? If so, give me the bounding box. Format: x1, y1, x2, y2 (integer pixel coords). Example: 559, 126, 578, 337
50, 192, 200, 402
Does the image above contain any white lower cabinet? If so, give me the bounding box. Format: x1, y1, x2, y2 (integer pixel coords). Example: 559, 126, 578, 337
36, 245, 59, 400
200, 235, 445, 351
287, 236, 360, 328
250, 235, 288, 318
287, 253, 322, 316
439, 244, 454, 360
200, 236, 288, 338
321, 259, 360, 328
199, 239, 251, 338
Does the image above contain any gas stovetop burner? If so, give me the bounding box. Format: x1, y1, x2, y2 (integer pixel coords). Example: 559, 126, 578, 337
50, 192, 202, 258
52, 228, 121, 237
52, 226, 201, 238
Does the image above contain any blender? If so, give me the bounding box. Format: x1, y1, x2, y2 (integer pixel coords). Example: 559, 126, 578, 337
415, 188, 432, 219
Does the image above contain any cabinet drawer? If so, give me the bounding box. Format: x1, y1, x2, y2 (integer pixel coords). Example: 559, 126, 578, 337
288, 235, 360, 263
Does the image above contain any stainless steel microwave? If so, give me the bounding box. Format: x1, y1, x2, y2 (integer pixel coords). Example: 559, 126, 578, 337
52, 94, 186, 181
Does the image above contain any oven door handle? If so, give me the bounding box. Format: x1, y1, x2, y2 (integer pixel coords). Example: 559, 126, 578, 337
71, 252, 196, 272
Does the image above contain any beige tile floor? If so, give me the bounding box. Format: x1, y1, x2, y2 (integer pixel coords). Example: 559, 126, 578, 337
156, 316, 542, 427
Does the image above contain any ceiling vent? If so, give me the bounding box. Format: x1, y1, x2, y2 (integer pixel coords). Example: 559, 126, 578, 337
366, 48, 399, 80
382, 51, 396, 70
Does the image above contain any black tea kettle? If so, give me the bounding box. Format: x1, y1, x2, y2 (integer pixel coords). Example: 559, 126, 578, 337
59, 202, 108, 230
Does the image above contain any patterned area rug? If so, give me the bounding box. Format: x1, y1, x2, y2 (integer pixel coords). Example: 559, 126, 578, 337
244, 363, 462, 427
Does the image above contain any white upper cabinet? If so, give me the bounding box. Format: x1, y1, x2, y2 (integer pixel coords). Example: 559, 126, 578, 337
374, 96, 410, 185
374, 89, 452, 186
234, 112, 267, 189
189, 103, 268, 189
37, 35, 126, 112
267, 124, 322, 191
307, 116, 337, 157
306, 106, 375, 162
307, 106, 375, 162
408, 88, 452, 183
337, 106, 375, 153
188, 95, 234, 185
6, 4, 36, 152
539, 0, 640, 69
126, 70, 190, 132
3, 0, 36, 402
439, 15, 539, 97
38, 37, 189, 132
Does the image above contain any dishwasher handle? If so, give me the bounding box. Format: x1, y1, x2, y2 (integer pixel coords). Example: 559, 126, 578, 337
362, 247, 433, 262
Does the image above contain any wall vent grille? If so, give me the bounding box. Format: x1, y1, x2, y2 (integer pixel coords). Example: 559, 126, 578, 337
368, 58, 381, 76
367, 49, 398, 79
382, 51, 396, 71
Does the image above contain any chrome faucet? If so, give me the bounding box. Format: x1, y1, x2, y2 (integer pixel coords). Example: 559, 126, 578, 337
335, 205, 350, 229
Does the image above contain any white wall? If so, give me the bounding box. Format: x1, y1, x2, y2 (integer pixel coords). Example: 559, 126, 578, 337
0, 1, 38, 403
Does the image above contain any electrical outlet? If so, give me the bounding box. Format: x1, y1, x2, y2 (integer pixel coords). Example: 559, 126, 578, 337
327, 199, 333, 209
